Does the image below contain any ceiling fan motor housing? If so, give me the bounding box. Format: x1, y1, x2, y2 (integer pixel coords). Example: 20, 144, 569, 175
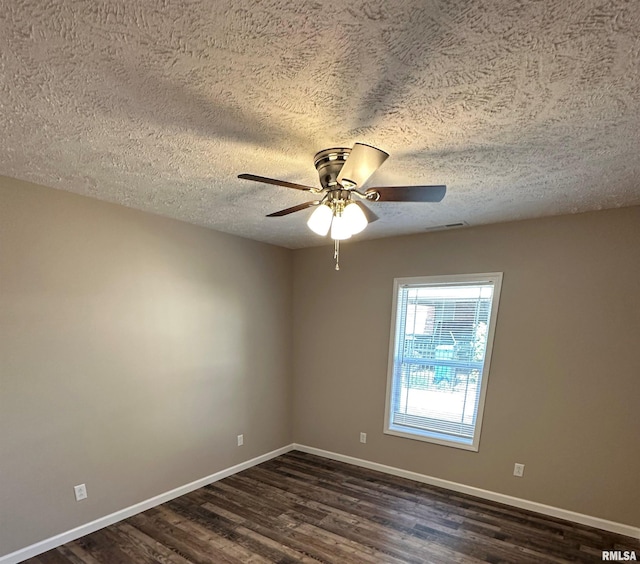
314, 148, 351, 189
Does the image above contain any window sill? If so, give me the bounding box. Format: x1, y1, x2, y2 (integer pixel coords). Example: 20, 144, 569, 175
384, 426, 480, 452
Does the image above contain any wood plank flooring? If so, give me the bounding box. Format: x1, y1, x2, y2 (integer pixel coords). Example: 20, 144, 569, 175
26, 451, 640, 563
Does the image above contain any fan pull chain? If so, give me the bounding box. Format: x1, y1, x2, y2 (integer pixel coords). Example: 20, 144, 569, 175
334, 240, 340, 271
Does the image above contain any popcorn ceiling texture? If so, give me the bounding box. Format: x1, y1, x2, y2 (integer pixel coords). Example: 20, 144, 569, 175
0, 0, 639, 248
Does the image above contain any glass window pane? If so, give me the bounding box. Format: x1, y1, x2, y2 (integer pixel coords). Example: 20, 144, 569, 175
385, 274, 502, 450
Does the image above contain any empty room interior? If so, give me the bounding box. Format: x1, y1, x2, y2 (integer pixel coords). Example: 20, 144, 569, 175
1, 1, 639, 563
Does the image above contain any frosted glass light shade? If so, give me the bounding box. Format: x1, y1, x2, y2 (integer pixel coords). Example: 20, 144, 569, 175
342, 202, 368, 234
330, 213, 352, 240
307, 204, 333, 236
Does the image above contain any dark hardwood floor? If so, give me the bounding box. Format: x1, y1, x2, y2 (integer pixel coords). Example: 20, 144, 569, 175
26, 451, 639, 563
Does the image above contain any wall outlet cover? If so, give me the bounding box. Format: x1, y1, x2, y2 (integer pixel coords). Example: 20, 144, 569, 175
74, 484, 87, 501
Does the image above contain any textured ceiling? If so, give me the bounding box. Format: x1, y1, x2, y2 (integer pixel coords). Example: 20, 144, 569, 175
1, 1, 639, 248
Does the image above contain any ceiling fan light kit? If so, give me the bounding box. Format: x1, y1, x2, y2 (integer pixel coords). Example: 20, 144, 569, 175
239, 142, 447, 270
308, 200, 368, 239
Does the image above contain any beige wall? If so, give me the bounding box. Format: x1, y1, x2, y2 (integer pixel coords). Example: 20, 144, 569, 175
2, 175, 639, 558
292, 207, 640, 528
0, 177, 293, 555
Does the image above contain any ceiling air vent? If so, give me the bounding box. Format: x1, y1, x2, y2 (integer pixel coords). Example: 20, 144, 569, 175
424, 221, 468, 232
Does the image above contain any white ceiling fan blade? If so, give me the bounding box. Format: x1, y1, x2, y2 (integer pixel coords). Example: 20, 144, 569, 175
337, 143, 389, 188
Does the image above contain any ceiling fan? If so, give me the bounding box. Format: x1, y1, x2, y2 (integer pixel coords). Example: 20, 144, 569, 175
238, 143, 446, 269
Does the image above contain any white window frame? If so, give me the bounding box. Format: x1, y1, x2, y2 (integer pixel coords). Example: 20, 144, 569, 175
383, 272, 503, 452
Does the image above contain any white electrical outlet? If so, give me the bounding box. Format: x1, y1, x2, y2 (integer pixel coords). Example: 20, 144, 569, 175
513, 463, 525, 477
74, 483, 87, 501
237, 434, 244, 447
360, 432, 367, 444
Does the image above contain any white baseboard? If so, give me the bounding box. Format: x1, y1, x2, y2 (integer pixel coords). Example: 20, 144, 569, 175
0, 444, 296, 564
293, 443, 640, 541
4, 442, 637, 563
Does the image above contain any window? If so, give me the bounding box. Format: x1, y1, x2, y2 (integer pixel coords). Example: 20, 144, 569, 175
384, 273, 503, 451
